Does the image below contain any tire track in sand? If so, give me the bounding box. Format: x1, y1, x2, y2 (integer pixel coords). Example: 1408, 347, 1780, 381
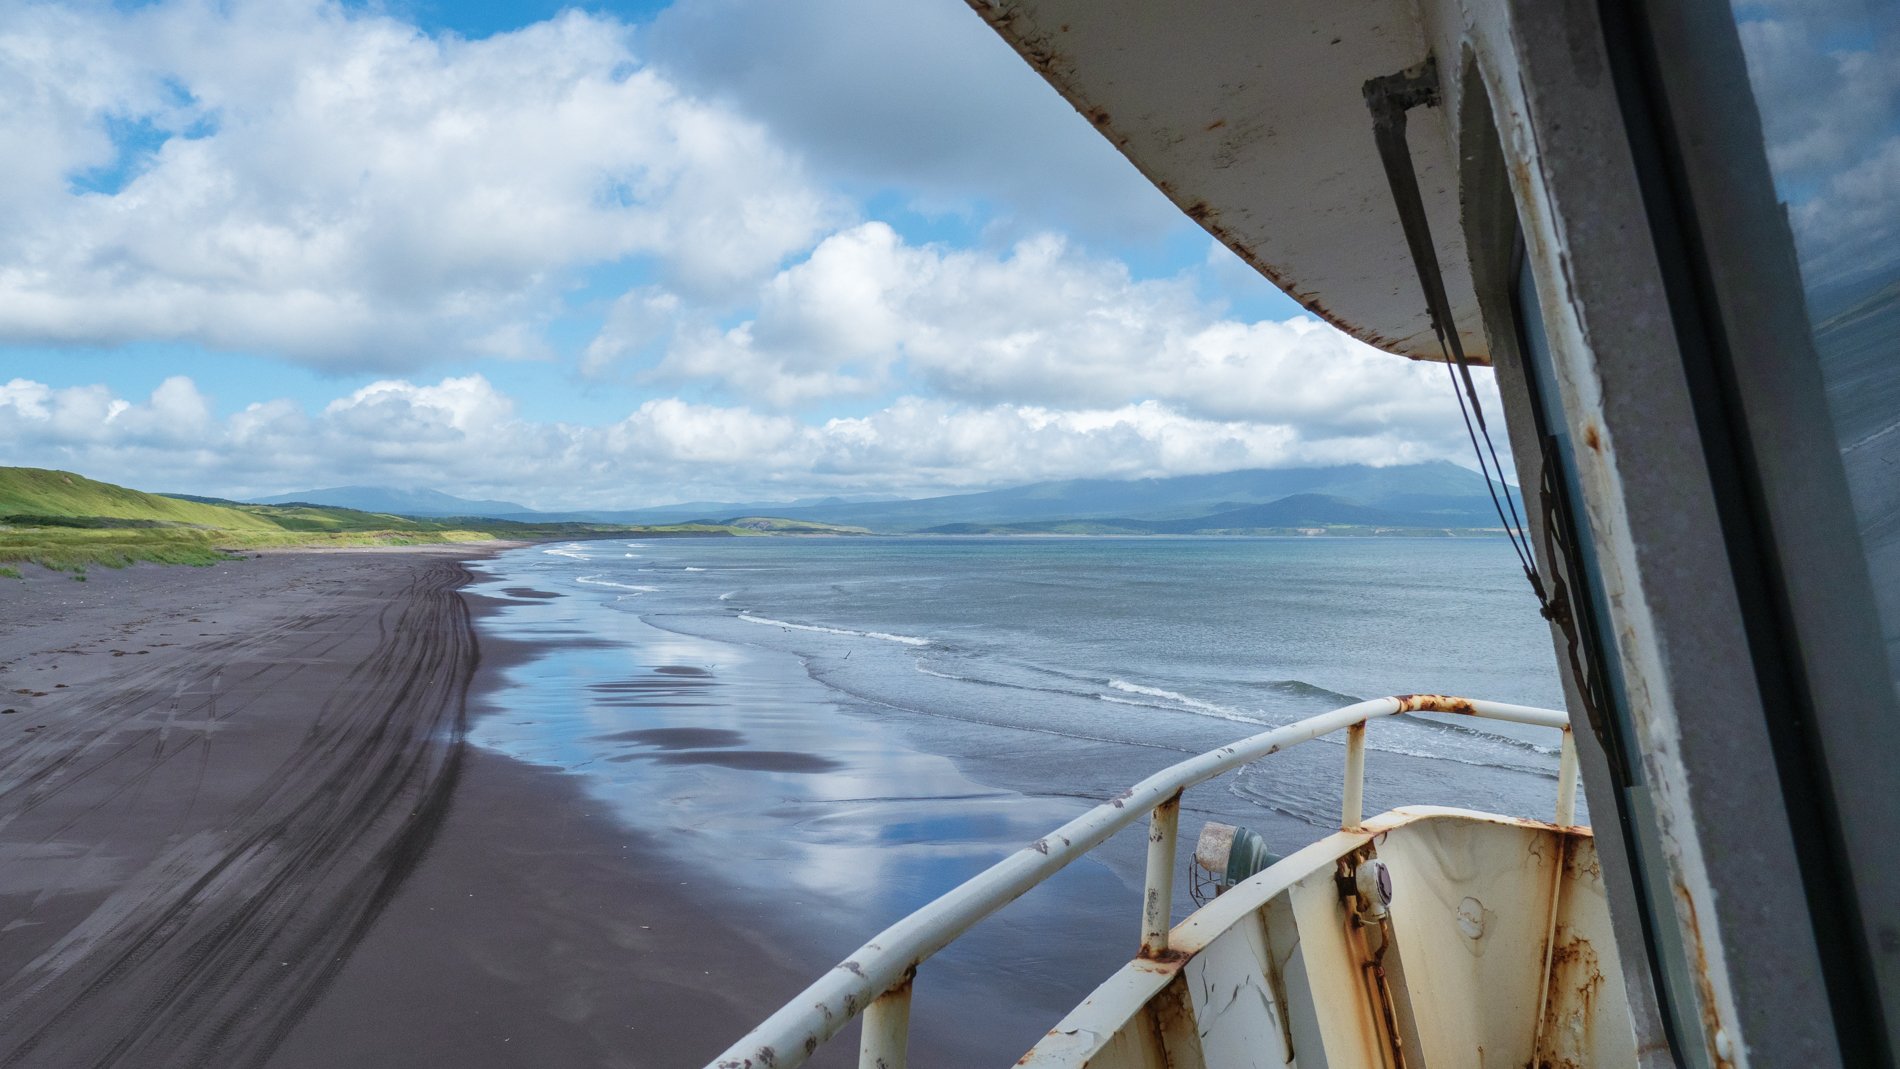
0, 558, 479, 1069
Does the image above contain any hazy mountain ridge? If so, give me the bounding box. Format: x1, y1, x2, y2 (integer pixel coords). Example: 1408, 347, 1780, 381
499, 462, 1508, 531
919, 492, 1501, 535
252, 485, 532, 517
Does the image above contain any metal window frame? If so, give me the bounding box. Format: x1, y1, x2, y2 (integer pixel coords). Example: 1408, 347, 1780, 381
1593, 1, 1900, 1062
1435, 0, 1896, 1063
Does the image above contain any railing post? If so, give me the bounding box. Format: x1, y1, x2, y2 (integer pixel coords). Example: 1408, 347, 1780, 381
1554, 727, 1579, 826
1342, 720, 1367, 831
858, 972, 914, 1069
1141, 791, 1182, 956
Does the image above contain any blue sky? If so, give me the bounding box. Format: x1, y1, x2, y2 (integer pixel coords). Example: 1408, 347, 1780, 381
0, 0, 1469, 508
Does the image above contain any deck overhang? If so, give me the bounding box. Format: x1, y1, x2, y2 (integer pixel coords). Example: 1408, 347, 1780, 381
967, 0, 1485, 363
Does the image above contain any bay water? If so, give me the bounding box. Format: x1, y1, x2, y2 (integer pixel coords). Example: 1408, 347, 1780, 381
466, 535, 1566, 1063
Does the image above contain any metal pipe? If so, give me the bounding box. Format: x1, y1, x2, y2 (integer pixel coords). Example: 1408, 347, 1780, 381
1530, 829, 1572, 1059
1343, 720, 1368, 831
1141, 792, 1182, 956
1554, 728, 1579, 826
858, 973, 913, 1069
702, 695, 1568, 1069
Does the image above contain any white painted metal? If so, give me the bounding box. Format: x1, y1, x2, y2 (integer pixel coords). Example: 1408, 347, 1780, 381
703, 696, 1568, 1069
858, 977, 912, 1069
1140, 793, 1181, 956
1017, 808, 1634, 1068
1555, 729, 1579, 827
1343, 720, 1368, 832
964, 0, 1488, 363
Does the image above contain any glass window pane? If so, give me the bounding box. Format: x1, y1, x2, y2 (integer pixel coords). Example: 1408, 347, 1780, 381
1731, 0, 1900, 691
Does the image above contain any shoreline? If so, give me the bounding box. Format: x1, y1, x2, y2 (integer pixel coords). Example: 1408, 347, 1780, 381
1, 536, 1566, 1067
263, 578, 850, 1069
269, 550, 1138, 1068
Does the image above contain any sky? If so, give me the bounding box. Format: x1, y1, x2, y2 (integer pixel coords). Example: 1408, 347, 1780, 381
0, 0, 1496, 509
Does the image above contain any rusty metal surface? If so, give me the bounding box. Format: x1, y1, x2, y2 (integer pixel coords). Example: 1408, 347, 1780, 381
1014, 809, 1634, 1069
703, 697, 1567, 1069
962, 0, 1488, 364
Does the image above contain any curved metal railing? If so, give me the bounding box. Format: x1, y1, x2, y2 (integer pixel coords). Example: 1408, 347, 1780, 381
704, 694, 1575, 1069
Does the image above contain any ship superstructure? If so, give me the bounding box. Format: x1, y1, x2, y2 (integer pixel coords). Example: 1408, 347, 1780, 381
710, 1, 1900, 1066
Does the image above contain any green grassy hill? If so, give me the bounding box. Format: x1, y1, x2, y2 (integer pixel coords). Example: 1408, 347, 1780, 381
0, 467, 865, 573
0, 468, 281, 531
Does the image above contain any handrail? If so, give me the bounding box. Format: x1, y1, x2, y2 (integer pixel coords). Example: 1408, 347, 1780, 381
704, 694, 1572, 1069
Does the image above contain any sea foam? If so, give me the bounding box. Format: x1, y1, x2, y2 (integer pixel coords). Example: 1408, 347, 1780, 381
739, 614, 930, 647
576, 575, 659, 593
1105, 679, 1261, 724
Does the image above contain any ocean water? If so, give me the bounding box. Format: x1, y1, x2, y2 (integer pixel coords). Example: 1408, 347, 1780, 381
466, 535, 1569, 1063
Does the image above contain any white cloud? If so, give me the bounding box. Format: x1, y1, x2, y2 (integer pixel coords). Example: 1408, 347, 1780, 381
1734, 1, 1899, 291
0, 373, 1493, 508
644, 0, 1184, 242
603, 222, 1465, 433
0, 2, 1502, 507
0, 1, 845, 368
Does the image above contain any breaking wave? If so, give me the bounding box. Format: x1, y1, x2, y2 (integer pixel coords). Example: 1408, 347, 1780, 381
576, 575, 658, 593
739, 614, 931, 647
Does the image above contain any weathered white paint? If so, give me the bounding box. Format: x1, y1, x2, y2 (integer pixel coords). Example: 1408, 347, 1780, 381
1019, 809, 1634, 1069
704, 700, 1576, 1069
964, 0, 1485, 362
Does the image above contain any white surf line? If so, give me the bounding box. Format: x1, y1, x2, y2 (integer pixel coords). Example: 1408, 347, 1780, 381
576, 575, 659, 593
1105, 678, 1259, 724
738, 613, 930, 647
1842, 417, 1900, 455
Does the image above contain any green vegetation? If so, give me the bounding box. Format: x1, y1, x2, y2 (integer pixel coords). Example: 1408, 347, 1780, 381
719, 516, 873, 534
0, 468, 281, 532
0, 467, 865, 572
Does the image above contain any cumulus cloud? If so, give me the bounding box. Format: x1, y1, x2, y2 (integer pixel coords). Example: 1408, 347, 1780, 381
1734, 0, 1899, 291
0, 373, 1491, 508
0, 0, 844, 367
0, 1, 1500, 502
600, 222, 1465, 434
644, 0, 1184, 241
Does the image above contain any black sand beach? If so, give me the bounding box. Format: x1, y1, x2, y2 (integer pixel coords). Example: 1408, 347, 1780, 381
0, 550, 488, 1067
263, 589, 837, 1069
0, 549, 1071, 1069
1, 536, 1564, 1069
0, 547, 1107, 1068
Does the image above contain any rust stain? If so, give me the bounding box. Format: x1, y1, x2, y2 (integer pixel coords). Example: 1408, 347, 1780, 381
1671, 878, 1736, 1068
1392, 693, 1479, 715
1583, 424, 1602, 452
1203, 118, 1227, 131
1086, 106, 1112, 126
1533, 926, 1606, 1069
1135, 945, 1192, 966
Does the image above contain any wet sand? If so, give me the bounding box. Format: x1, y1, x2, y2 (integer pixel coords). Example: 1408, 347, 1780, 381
261, 606, 840, 1069
0, 550, 1100, 1069
0, 547, 1154, 1068
0, 550, 490, 1067
266, 578, 1136, 1069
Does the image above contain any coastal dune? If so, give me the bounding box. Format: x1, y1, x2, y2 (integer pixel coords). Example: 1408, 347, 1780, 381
0, 551, 480, 1068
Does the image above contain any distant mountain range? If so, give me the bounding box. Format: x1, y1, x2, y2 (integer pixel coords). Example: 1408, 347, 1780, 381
251, 485, 533, 517
252, 462, 1513, 534
922, 492, 1501, 535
